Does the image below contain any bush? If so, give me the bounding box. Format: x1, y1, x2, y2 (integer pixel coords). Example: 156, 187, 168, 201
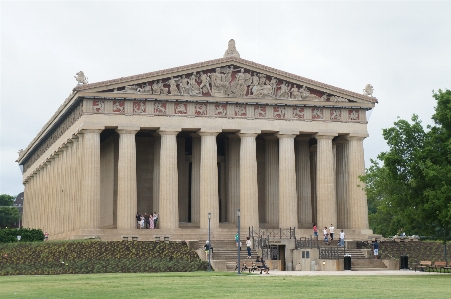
0, 228, 44, 243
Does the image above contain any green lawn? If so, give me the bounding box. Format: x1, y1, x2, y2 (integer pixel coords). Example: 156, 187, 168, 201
0, 272, 449, 299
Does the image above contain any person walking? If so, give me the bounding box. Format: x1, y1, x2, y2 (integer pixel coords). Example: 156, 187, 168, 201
313, 223, 318, 238
136, 212, 141, 229
246, 237, 252, 258
329, 224, 335, 240
373, 239, 379, 259
339, 230, 345, 247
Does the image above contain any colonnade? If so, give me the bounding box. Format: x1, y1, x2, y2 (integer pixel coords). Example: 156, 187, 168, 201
23, 125, 369, 237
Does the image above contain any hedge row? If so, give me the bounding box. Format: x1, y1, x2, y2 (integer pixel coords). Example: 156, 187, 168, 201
0, 228, 44, 243
0, 240, 208, 275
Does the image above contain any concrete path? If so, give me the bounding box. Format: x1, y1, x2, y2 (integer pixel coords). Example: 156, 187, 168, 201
249, 270, 444, 276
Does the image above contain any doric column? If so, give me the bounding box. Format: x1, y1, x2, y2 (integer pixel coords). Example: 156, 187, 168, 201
81, 127, 103, 229
295, 136, 312, 226
238, 129, 260, 230
278, 132, 297, 228
310, 145, 317, 224
116, 125, 139, 229
152, 134, 161, 216
315, 134, 337, 229
158, 128, 180, 229
219, 159, 227, 222
199, 129, 221, 229
190, 133, 201, 224
335, 137, 349, 229
177, 137, 189, 222
226, 135, 240, 224
346, 135, 369, 229
264, 135, 279, 225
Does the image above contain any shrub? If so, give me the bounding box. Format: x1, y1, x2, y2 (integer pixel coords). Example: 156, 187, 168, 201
0, 228, 44, 243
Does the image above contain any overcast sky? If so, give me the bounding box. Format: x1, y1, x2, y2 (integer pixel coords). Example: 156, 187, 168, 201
1, 1, 451, 196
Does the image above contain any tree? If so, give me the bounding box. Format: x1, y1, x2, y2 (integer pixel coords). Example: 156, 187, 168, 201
0, 194, 21, 228
361, 90, 451, 256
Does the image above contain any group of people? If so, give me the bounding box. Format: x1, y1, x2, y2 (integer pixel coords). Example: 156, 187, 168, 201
313, 223, 345, 246
136, 212, 158, 229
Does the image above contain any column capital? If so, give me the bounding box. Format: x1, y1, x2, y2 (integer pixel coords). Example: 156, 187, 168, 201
198, 131, 220, 137
116, 124, 140, 135
238, 132, 258, 138
79, 122, 104, 133
158, 130, 180, 136
314, 133, 337, 140
158, 126, 180, 136
277, 133, 296, 139
345, 134, 368, 141
239, 127, 261, 135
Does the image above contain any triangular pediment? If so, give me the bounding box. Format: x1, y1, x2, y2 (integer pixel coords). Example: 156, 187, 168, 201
75, 57, 377, 105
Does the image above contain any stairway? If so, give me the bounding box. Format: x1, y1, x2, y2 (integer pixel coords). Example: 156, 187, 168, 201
199, 240, 259, 271
351, 259, 388, 271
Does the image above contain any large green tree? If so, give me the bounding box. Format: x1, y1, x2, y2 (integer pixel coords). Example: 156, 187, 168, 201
361, 89, 451, 241
0, 194, 21, 228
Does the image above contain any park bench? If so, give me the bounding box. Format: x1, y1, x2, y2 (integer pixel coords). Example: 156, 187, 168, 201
414, 261, 432, 272
430, 261, 446, 272
440, 262, 451, 273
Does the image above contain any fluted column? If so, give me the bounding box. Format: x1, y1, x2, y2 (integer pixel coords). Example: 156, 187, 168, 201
347, 135, 369, 229
295, 136, 312, 226
226, 135, 240, 224
158, 129, 180, 229
264, 135, 279, 225
335, 137, 349, 229
190, 134, 201, 224
315, 134, 337, 229
310, 145, 317, 224
152, 134, 161, 216
239, 131, 260, 230
116, 126, 139, 229
278, 133, 297, 228
177, 138, 189, 222
199, 130, 220, 229
81, 128, 102, 229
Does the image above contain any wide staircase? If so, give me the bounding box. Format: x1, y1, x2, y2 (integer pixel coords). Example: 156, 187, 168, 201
319, 246, 388, 271
199, 240, 259, 271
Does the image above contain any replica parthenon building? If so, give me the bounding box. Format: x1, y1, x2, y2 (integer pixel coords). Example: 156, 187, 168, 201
17, 40, 377, 240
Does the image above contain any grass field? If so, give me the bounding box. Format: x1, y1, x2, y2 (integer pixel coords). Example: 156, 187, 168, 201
0, 272, 449, 299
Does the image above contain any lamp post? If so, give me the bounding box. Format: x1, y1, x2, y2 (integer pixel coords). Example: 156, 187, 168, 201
237, 209, 241, 275
208, 212, 211, 272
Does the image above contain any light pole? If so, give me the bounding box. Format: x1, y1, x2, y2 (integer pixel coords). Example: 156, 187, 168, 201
237, 209, 241, 275
208, 212, 211, 272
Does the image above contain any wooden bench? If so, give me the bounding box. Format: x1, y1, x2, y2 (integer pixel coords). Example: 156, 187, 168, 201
415, 261, 432, 272
431, 261, 447, 272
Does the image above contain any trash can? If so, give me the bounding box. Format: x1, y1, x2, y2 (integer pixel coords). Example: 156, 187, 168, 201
344, 255, 351, 271
400, 255, 409, 270
310, 261, 316, 271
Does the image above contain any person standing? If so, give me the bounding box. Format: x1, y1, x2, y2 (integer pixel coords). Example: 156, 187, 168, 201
329, 224, 335, 240
149, 214, 154, 229
153, 212, 158, 228
136, 212, 141, 229
44, 232, 49, 241
339, 230, 345, 247
313, 223, 318, 238
204, 240, 211, 260
373, 240, 379, 259
144, 213, 149, 229
246, 237, 252, 259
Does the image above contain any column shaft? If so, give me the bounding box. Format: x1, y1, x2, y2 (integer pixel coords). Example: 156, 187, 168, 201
226, 136, 240, 223
278, 134, 297, 228
191, 134, 201, 224
264, 136, 279, 225
199, 131, 220, 229
117, 128, 138, 229
335, 139, 349, 229
296, 137, 312, 227
239, 132, 259, 229
152, 135, 161, 216
158, 130, 179, 229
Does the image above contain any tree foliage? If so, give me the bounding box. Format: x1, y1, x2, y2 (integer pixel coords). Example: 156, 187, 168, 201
0, 194, 21, 228
361, 89, 451, 239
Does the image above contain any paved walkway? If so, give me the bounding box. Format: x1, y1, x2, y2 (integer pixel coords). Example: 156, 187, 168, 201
253, 270, 443, 276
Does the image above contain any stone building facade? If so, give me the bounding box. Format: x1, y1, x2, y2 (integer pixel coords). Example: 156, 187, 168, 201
17, 41, 377, 240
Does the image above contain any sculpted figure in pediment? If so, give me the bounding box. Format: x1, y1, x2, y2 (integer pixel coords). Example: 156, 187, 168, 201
320, 94, 329, 101
211, 68, 226, 96
141, 83, 152, 94
330, 96, 348, 102
300, 86, 310, 100
179, 75, 191, 95
229, 68, 248, 98
251, 74, 273, 98
152, 81, 160, 95
199, 72, 212, 95
167, 77, 180, 95
290, 85, 301, 100
223, 39, 240, 58
277, 81, 291, 99
248, 72, 260, 96
158, 80, 168, 95
190, 72, 201, 96
269, 77, 278, 96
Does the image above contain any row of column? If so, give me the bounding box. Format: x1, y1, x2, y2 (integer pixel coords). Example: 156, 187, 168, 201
23, 126, 368, 236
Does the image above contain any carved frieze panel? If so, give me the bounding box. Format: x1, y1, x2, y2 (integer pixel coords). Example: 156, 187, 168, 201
234, 105, 247, 117
254, 105, 266, 118
113, 101, 125, 113
133, 101, 146, 114
93, 100, 105, 113
214, 104, 227, 116
154, 102, 167, 115
348, 109, 359, 121
194, 103, 207, 116
292, 107, 305, 119
312, 108, 324, 120
330, 109, 341, 121
174, 103, 187, 115
273, 106, 286, 119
